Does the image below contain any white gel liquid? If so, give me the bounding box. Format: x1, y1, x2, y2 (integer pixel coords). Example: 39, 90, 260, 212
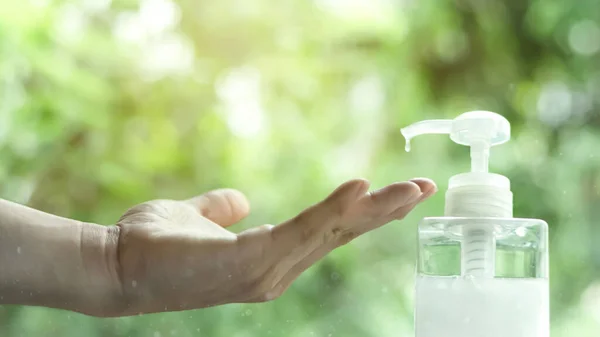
415, 276, 549, 337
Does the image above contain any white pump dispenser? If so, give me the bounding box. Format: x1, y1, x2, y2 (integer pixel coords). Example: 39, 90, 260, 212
403, 111, 549, 337
401, 110, 512, 218
402, 111, 512, 278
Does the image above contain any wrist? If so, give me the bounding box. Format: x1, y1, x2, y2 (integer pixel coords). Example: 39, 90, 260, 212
78, 222, 124, 316
0, 199, 123, 316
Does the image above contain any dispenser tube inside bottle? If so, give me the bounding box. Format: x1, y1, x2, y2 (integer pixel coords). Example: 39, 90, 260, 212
461, 224, 496, 278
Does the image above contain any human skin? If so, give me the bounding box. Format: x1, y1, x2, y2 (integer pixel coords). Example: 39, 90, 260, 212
0, 178, 436, 317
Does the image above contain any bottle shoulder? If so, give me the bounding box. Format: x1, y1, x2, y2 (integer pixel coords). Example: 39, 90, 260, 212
418, 217, 548, 229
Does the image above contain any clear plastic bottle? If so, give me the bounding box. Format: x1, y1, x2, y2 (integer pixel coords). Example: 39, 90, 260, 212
402, 111, 549, 337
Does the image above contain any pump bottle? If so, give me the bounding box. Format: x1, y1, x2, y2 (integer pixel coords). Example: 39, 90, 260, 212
401, 111, 549, 337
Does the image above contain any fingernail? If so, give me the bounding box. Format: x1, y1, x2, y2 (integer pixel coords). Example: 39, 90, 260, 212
410, 178, 437, 194
419, 187, 437, 202
409, 177, 434, 186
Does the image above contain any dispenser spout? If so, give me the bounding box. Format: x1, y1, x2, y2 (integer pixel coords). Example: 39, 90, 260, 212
400, 111, 510, 173
400, 120, 453, 152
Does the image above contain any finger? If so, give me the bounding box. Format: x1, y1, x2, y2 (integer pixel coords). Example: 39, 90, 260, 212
357, 181, 422, 219
236, 179, 368, 286
324, 178, 371, 209
248, 181, 437, 302
243, 179, 436, 302
271, 179, 370, 246
186, 189, 250, 227
242, 180, 416, 301
349, 179, 436, 236
269, 179, 419, 259
248, 185, 428, 303
408, 178, 437, 198
386, 178, 437, 220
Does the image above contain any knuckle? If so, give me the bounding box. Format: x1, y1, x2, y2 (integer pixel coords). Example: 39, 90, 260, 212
261, 287, 284, 302
334, 229, 359, 246
119, 201, 172, 223
244, 268, 278, 298
292, 208, 311, 226
396, 212, 409, 220
324, 198, 348, 218
246, 279, 271, 298
391, 206, 412, 221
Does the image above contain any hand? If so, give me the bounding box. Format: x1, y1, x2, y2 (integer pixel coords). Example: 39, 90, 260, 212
108, 178, 436, 316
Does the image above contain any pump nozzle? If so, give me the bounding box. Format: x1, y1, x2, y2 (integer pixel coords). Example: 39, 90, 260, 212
401, 111, 513, 278
400, 111, 510, 173
400, 119, 453, 152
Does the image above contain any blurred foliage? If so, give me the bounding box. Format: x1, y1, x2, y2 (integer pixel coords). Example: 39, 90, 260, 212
1, 0, 600, 336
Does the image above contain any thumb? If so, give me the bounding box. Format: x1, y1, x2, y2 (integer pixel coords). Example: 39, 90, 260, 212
186, 189, 251, 227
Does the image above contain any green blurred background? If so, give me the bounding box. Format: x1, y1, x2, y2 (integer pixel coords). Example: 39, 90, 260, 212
1, 0, 600, 336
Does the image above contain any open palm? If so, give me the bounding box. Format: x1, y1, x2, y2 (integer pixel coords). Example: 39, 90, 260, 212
112, 178, 436, 316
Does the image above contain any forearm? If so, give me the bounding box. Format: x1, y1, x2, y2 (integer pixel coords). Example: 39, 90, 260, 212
0, 199, 122, 316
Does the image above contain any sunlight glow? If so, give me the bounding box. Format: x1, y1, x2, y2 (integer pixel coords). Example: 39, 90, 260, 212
216, 67, 268, 139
